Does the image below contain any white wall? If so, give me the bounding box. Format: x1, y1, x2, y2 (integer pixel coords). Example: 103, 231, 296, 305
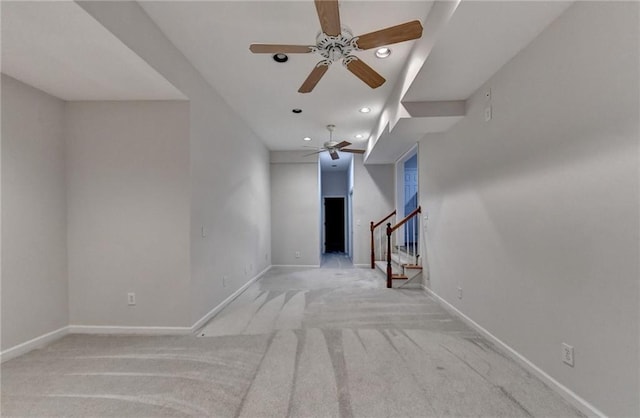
271, 151, 320, 266
419, 2, 639, 416
1, 75, 68, 350
66, 101, 191, 327
77, 2, 272, 326
352, 156, 395, 266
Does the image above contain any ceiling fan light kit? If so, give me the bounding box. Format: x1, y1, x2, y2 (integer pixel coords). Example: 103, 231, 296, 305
249, 0, 423, 93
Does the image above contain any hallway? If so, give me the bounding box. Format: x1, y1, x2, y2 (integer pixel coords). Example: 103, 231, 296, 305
321, 252, 355, 269
1, 265, 583, 417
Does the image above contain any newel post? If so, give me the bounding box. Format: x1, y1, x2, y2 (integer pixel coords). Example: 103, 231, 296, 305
386, 222, 392, 288
370, 221, 375, 269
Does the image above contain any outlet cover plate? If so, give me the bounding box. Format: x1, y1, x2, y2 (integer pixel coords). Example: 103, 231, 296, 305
562, 343, 574, 367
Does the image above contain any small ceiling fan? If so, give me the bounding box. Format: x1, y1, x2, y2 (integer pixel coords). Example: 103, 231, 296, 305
249, 0, 423, 93
304, 125, 366, 160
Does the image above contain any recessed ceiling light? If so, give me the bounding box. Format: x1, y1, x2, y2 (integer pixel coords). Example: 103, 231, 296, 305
355, 134, 364, 139
303, 137, 312, 141
375, 47, 391, 59
292, 108, 302, 114
359, 107, 371, 113
273, 53, 288, 63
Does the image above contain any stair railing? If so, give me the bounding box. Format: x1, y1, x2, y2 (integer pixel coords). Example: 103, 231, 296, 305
386, 206, 421, 288
370, 210, 396, 269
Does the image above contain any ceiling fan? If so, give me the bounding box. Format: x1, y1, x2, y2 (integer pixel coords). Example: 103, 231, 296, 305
249, 0, 423, 93
304, 125, 366, 160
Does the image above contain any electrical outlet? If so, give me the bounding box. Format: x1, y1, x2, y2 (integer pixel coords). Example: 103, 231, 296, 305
222, 275, 227, 288
562, 343, 574, 367
201, 225, 206, 238
457, 286, 463, 299
295, 251, 301, 259
127, 292, 136, 306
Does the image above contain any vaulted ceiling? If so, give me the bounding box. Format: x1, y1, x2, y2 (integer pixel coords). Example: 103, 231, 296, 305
1, 0, 573, 163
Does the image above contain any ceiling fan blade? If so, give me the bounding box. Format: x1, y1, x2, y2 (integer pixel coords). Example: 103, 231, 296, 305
314, 0, 341, 36
298, 64, 329, 93
346, 58, 385, 89
303, 150, 325, 157
329, 149, 340, 160
249, 44, 314, 54
335, 141, 352, 149
341, 148, 366, 154
354, 20, 423, 50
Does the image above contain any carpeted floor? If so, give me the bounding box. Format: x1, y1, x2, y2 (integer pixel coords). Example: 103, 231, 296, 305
1, 261, 584, 417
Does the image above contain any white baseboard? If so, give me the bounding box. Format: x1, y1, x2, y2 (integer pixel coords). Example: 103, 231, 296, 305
68, 325, 192, 335
1, 267, 273, 361
271, 264, 320, 268
1, 326, 69, 363
191, 265, 271, 332
421, 285, 605, 418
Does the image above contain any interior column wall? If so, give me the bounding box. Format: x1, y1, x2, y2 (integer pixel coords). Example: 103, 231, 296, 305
419, 2, 639, 415
77, 1, 272, 326
352, 155, 395, 266
1, 75, 68, 350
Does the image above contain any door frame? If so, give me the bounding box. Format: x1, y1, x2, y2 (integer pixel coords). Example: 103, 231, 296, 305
395, 144, 419, 246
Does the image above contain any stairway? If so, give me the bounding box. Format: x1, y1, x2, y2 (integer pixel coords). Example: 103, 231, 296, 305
374, 248, 423, 288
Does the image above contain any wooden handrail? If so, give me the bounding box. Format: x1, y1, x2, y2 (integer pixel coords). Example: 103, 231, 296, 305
370, 209, 397, 269
385, 206, 421, 287
388, 206, 421, 234
371, 210, 396, 231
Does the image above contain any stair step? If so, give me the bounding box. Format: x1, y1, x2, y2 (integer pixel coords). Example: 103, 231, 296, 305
402, 264, 423, 270
391, 274, 408, 280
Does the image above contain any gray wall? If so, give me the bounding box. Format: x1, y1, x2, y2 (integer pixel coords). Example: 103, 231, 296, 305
270, 152, 320, 266
419, 2, 639, 416
321, 170, 348, 197
352, 156, 395, 266
1, 75, 68, 350
65, 101, 191, 327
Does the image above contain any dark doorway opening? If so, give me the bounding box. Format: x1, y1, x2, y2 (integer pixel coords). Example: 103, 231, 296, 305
324, 197, 345, 253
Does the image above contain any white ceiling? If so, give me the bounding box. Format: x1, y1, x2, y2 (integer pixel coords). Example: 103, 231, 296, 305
1, 1, 185, 101
139, 1, 433, 151
0, 0, 575, 163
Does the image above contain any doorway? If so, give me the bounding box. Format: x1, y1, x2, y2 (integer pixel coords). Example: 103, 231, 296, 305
404, 153, 418, 248
324, 197, 345, 253
395, 147, 419, 250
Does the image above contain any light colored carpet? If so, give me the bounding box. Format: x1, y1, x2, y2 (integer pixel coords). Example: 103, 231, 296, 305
1, 264, 584, 417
